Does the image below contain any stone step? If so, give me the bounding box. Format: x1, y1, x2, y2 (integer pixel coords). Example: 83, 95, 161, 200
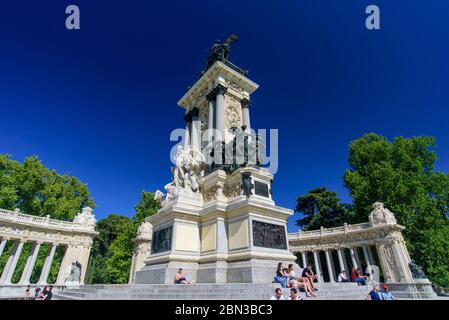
53, 283, 371, 300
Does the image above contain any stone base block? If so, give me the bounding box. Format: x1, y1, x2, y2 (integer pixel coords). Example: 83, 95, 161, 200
197, 261, 227, 283
387, 279, 438, 299
227, 259, 300, 283
135, 261, 199, 284
135, 257, 300, 284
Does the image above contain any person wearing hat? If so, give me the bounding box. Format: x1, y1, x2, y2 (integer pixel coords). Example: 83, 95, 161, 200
380, 284, 395, 300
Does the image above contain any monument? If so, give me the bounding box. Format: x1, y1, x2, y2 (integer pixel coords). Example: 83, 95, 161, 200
135, 35, 297, 284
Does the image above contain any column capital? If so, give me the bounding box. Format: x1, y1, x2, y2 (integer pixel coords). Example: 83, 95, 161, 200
189, 107, 199, 118
206, 90, 216, 102
213, 83, 227, 96
241, 98, 251, 109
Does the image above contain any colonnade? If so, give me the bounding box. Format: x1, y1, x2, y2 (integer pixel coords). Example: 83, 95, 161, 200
0, 207, 98, 286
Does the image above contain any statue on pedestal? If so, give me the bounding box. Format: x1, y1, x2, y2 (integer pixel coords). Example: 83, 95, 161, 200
65, 261, 82, 285
409, 260, 427, 279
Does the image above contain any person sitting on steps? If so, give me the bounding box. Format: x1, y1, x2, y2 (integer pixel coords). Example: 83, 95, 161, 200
273, 262, 288, 288
286, 264, 317, 297
301, 264, 318, 291
338, 270, 350, 283
174, 268, 191, 284
351, 266, 367, 286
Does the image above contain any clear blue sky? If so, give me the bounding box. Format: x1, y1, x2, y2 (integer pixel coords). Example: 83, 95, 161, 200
1, 0, 448, 232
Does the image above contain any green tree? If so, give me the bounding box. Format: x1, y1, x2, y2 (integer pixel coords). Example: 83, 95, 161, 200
343, 133, 449, 287
295, 187, 352, 230
85, 191, 160, 284
133, 191, 160, 225
106, 218, 136, 284
85, 214, 134, 284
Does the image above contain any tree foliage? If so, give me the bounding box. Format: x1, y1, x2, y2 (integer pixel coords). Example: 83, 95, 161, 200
0, 154, 95, 220
295, 188, 351, 230
85, 191, 160, 284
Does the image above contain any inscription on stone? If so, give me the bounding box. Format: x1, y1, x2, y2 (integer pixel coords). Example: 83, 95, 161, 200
151, 226, 173, 254
252, 220, 287, 250
254, 181, 269, 197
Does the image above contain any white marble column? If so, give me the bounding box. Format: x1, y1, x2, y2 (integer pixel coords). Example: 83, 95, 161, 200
214, 84, 227, 142
0, 240, 25, 284
325, 250, 335, 282
301, 252, 307, 269
367, 245, 375, 266
341, 248, 349, 272
349, 247, 358, 269
363, 245, 373, 268
190, 107, 201, 152
206, 92, 215, 143
241, 98, 251, 134
312, 250, 322, 283
354, 247, 362, 269
337, 249, 345, 273
0, 239, 7, 258
183, 114, 191, 149
38, 244, 57, 285
19, 242, 41, 285
375, 243, 395, 282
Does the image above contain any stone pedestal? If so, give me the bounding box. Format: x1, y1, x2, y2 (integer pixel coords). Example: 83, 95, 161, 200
135, 168, 297, 284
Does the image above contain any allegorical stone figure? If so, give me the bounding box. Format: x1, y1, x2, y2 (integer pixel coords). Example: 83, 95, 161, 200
65, 261, 82, 283
409, 260, 427, 279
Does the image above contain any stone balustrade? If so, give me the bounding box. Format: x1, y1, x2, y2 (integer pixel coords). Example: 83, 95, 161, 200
0, 207, 98, 286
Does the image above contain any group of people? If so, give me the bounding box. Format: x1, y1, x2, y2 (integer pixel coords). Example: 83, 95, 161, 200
273, 263, 396, 300
273, 262, 318, 297
271, 287, 303, 300
336, 267, 369, 286
24, 285, 53, 300
366, 284, 395, 300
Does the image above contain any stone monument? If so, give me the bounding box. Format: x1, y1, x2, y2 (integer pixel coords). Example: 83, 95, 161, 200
135, 35, 297, 284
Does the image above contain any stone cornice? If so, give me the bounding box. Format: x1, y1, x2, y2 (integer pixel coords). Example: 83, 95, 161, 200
178, 61, 259, 109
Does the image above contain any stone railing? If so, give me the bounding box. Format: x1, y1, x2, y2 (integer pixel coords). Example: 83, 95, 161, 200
0, 208, 94, 232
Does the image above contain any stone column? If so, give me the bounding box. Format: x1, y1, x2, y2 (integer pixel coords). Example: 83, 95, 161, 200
362, 245, 373, 281
317, 251, 324, 281
206, 91, 216, 143
39, 243, 57, 285
190, 107, 201, 152
183, 113, 192, 149
301, 252, 307, 269
325, 250, 335, 282
0, 239, 7, 258
367, 245, 375, 266
349, 247, 358, 269
341, 248, 349, 272
391, 239, 413, 281
0, 240, 25, 284
20, 242, 42, 285
354, 247, 362, 268
241, 98, 251, 135
375, 242, 395, 282
214, 84, 227, 142
362, 245, 371, 267
337, 249, 345, 273
312, 250, 322, 283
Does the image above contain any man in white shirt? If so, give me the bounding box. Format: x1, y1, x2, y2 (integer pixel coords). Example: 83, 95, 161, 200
270, 288, 285, 300
338, 270, 350, 282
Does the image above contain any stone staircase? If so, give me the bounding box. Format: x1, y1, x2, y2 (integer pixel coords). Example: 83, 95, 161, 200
53, 282, 371, 300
